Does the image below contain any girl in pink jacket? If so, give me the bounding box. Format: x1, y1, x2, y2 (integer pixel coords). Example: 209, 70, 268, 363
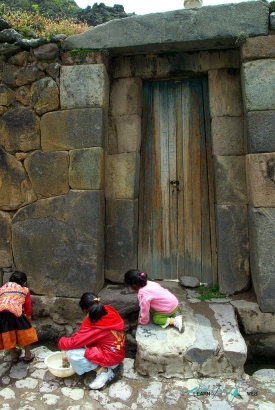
124, 269, 184, 332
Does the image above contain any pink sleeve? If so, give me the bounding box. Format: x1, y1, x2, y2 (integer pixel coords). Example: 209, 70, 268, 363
138, 293, 151, 325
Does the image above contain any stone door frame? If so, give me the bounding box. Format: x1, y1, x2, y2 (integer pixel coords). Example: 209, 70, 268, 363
105, 48, 249, 295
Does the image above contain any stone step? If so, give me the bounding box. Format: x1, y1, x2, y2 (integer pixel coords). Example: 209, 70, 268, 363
135, 281, 247, 379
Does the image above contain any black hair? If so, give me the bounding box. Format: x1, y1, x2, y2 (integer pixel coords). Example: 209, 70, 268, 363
124, 269, 147, 288
9, 271, 27, 286
79, 292, 107, 323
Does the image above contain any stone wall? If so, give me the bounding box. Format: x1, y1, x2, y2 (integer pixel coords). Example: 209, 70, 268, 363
0, 42, 109, 298
241, 36, 275, 311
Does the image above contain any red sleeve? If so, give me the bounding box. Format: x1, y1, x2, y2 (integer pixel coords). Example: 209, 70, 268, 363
23, 290, 32, 320
58, 320, 96, 351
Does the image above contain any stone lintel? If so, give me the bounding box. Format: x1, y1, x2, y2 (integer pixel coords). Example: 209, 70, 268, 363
112, 50, 240, 79
61, 2, 269, 55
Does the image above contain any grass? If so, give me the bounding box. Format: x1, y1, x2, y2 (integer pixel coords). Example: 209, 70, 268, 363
197, 283, 225, 301
2, 9, 89, 39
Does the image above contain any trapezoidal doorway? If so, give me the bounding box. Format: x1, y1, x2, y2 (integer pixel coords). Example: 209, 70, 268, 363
138, 77, 216, 283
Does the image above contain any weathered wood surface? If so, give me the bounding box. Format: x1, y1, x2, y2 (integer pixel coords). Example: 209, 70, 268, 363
139, 78, 216, 282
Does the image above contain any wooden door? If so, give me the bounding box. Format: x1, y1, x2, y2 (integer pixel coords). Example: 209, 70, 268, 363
139, 77, 216, 283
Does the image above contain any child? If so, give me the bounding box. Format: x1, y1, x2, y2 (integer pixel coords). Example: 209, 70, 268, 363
124, 269, 184, 332
58, 292, 125, 390
0, 271, 38, 363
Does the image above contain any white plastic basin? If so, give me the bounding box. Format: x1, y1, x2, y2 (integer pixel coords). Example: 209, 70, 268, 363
44, 351, 75, 377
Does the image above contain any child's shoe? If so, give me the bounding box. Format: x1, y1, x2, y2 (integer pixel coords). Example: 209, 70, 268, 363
174, 315, 184, 332
89, 367, 115, 390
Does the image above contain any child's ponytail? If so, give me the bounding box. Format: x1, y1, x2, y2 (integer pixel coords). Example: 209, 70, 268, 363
79, 293, 107, 323
124, 269, 147, 288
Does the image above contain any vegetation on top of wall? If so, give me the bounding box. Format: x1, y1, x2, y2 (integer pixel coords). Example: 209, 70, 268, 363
0, 0, 81, 19
270, 1, 275, 12
0, 0, 134, 28
1, 9, 89, 38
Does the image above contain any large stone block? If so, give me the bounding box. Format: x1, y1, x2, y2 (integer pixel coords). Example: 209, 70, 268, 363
30, 77, 59, 115
16, 65, 45, 86
109, 78, 142, 117
62, 1, 269, 54
2, 65, 18, 87
208, 69, 243, 117
0, 84, 15, 106
24, 150, 69, 199
112, 50, 240, 79
211, 116, 244, 156
41, 108, 106, 151
215, 205, 250, 295
108, 115, 141, 154
248, 207, 275, 312
99, 284, 139, 317
0, 211, 12, 267
105, 199, 138, 283
231, 300, 275, 334
32, 295, 83, 324
0, 107, 40, 152
60, 65, 109, 110
242, 59, 275, 111
241, 36, 275, 61
106, 153, 140, 199
69, 147, 105, 190
12, 190, 105, 297
214, 156, 247, 205
0, 148, 37, 210
247, 111, 275, 153
246, 153, 275, 207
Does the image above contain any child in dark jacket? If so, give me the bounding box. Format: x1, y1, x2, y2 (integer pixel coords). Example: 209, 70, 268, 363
58, 292, 125, 390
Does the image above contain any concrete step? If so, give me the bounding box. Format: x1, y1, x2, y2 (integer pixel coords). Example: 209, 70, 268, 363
135, 281, 247, 379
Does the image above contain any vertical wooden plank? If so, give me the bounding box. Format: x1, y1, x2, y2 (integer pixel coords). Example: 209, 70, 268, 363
176, 81, 185, 277
197, 77, 212, 284
182, 81, 194, 277
152, 81, 164, 277
189, 78, 202, 280
138, 81, 153, 276
203, 76, 217, 285
167, 81, 177, 278
158, 82, 169, 277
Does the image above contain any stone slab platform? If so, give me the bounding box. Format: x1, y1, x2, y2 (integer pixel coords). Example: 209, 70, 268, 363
135, 281, 247, 379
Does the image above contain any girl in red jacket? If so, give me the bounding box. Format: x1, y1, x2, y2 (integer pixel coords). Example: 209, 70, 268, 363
58, 292, 125, 390
0, 271, 38, 363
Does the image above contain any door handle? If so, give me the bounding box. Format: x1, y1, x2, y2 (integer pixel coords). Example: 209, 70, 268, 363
170, 180, 179, 188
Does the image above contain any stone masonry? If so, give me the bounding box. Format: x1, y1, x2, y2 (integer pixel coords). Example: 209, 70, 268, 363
0, 2, 275, 356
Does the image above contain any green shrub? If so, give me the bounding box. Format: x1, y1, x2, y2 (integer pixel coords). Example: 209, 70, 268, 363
197, 283, 225, 301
